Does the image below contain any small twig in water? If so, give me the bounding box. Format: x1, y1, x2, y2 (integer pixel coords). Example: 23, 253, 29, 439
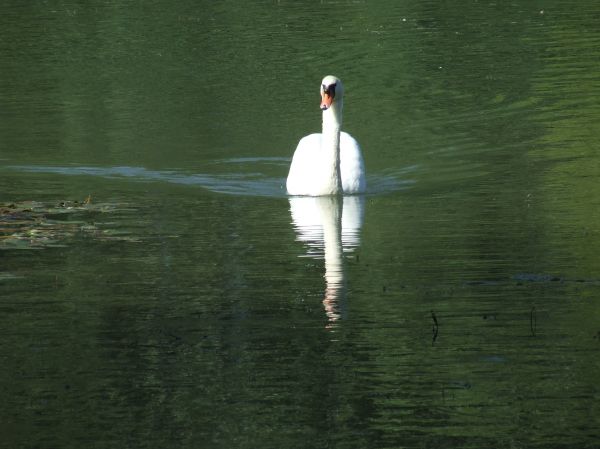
431, 310, 439, 345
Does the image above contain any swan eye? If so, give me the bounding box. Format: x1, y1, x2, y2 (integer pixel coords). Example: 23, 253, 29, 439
322, 83, 336, 97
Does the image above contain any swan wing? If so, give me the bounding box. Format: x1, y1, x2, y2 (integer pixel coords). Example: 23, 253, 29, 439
286, 133, 322, 195
340, 132, 366, 194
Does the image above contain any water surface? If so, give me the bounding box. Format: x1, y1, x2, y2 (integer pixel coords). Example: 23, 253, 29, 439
1, 1, 599, 448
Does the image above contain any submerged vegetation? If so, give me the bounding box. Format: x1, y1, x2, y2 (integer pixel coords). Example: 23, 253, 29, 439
0, 199, 140, 250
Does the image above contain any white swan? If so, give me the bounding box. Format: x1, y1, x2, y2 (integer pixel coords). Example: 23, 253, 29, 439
286, 76, 366, 196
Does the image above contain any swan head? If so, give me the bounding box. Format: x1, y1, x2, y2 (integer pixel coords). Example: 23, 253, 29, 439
320, 76, 344, 111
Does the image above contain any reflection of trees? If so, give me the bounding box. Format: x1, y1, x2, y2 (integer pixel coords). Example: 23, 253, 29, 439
359, 2, 600, 281
0, 192, 378, 447
355, 5, 600, 446
1, 1, 324, 167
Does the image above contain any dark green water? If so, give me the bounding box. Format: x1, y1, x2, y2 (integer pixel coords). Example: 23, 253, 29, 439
1, 1, 599, 448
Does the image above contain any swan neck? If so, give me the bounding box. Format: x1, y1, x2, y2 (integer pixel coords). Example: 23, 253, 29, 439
321, 102, 343, 194
322, 101, 343, 132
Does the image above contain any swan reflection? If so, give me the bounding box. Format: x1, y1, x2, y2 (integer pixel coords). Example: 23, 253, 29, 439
289, 196, 364, 327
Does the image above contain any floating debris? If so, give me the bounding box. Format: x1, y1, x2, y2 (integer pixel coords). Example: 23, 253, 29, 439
0, 199, 139, 250
431, 310, 439, 345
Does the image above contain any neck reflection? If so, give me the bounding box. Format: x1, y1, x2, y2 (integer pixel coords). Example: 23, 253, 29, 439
289, 196, 364, 328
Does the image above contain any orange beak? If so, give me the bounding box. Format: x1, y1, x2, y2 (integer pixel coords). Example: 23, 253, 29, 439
320, 92, 333, 110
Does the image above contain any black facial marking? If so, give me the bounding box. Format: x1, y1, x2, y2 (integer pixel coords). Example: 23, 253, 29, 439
323, 82, 337, 97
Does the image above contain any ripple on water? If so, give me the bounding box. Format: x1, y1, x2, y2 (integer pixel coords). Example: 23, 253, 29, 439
7, 160, 416, 198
